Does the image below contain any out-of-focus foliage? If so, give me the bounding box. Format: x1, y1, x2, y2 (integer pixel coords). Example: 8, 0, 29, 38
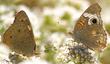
41, 15, 67, 33
61, 12, 72, 22
44, 43, 57, 64
39, 15, 67, 43
105, 24, 110, 34
0, 0, 58, 8
0, 20, 5, 35
15, 0, 38, 8
67, 2, 81, 10
0, 0, 15, 5
17, 0, 57, 8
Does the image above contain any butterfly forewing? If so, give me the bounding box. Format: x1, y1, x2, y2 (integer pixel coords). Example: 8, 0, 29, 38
73, 3, 107, 51
3, 11, 36, 57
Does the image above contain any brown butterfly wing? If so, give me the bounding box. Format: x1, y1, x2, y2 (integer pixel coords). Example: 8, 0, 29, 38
73, 3, 107, 51
3, 11, 36, 57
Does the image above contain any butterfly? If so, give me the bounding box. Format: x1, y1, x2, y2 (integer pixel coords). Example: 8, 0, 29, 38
2, 10, 36, 57
72, 3, 107, 51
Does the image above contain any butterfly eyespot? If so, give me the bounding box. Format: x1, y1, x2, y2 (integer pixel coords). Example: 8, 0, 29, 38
91, 18, 97, 24
88, 17, 99, 25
